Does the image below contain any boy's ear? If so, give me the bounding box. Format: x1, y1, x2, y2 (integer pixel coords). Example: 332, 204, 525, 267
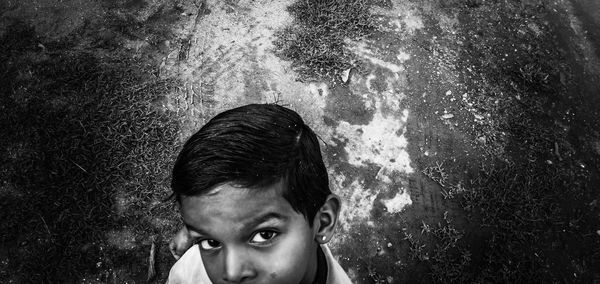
313, 194, 341, 244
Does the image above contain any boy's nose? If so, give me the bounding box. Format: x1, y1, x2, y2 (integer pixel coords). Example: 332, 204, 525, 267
222, 247, 257, 283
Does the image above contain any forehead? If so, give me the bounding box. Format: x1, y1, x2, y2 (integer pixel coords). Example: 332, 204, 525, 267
180, 182, 300, 231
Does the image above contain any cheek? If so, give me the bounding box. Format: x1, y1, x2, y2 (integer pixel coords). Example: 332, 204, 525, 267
201, 256, 221, 283
267, 232, 316, 282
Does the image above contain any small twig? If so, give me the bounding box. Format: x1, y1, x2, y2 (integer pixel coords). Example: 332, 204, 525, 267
147, 236, 157, 281
39, 214, 51, 236
554, 142, 562, 161
70, 160, 88, 173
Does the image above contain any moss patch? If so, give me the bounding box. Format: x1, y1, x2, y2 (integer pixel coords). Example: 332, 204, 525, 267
274, 0, 378, 82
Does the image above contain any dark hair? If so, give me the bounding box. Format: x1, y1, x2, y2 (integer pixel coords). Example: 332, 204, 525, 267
171, 104, 331, 224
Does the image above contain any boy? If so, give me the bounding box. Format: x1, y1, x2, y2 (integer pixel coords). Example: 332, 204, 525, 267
166, 104, 352, 284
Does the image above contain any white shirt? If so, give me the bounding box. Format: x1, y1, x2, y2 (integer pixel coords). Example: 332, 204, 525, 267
167, 244, 353, 284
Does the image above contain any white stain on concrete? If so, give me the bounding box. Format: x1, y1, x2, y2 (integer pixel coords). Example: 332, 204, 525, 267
332, 173, 378, 230
328, 32, 416, 220
307, 82, 330, 108
372, 1, 423, 34
402, 13, 424, 33
334, 108, 413, 175
438, 13, 460, 35
349, 41, 403, 73
382, 89, 406, 112
328, 68, 414, 219
381, 189, 412, 213
365, 54, 404, 73
365, 73, 377, 92
397, 51, 411, 63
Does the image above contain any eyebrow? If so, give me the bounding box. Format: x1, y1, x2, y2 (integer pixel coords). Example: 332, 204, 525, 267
243, 212, 289, 231
184, 222, 208, 236
184, 212, 290, 236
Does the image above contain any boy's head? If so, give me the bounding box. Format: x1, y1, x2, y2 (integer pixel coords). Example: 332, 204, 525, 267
171, 104, 340, 283
172, 103, 331, 222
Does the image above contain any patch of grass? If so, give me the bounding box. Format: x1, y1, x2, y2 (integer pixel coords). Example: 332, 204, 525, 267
422, 162, 467, 200
462, 158, 598, 282
402, 213, 472, 283
426, 214, 472, 283
403, 230, 429, 262
421, 162, 449, 187
0, 22, 180, 282
412, 154, 598, 283
414, 0, 600, 282
274, 0, 377, 82
409, 0, 600, 283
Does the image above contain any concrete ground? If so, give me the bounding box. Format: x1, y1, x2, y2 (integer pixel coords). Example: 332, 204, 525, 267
1, 0, 599, 283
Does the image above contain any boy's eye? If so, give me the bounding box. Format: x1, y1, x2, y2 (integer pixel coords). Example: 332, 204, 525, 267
199, 239, 221, 250
250, 230, 278, 244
